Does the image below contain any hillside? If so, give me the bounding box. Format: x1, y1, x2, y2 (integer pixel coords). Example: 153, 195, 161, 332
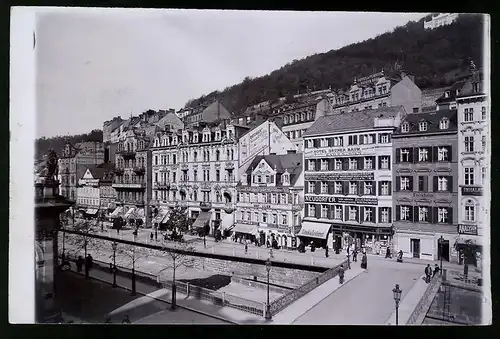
185, 14, 484, 114
35, 129, 103, 160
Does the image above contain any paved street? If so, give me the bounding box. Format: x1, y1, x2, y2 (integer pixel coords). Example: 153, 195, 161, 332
292, 258, 424, 325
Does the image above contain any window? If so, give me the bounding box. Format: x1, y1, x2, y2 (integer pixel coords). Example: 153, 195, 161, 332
321, 182, 328, 194
193, 169, 198, 181
413, 107, 419, 113
364, 157, 373, 170
215, 150, 220, 161
308, 181, 315, 193
334, 181, 342, 194
482, 136, 486, 152
257, 175, 262, 184
262, 213, 267, 223
419, 121, 428, 132
418, 207, 429, 222
379, 133, 391, 144
364, 208, 373, 222
334, 206, 342, 220
334, 137, 343, 146
253, 212, 259, 222
380, 156, 390, 169
334, 159, 342, 170
282, 214, 287, 225
308, 160, 315, 171
306, 140, 313, 148
280, 193, 288, 204
439, 118, 449, 130
349, 182, 358, 195
362, 134, 374, 144
154, 156, 158, 165
401, 123, 409, 133
272, 214, 277, 224
321, 159, 328, 171
320, 138, 328, 147
308, 205, 315, 216
400, 148, 410, 162
381, 208, 389, 223
418, 148, 429, 162
321, 205, 328, 218
349, 158, 358, 170
364, 182, 373, 195
465, 136, 474, 152
216, 170, 220, 182
438, 208, 448, 223
400, 177, 411, 191
464, 108, 474, 122
348, 135, 358, 145
464, 168, 474, 185
380, 182, 390, 195
465, 202, 475, 221
349, 206, 357, 221
482, 107, 487, 120
482, 167, 486, 184
437, 147, 449, 161
438, 176, 448, 191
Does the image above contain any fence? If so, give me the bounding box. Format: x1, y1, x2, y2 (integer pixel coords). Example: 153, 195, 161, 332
406, 272, 443, 325
268, 259, 348, 316
160, 279, 265, 317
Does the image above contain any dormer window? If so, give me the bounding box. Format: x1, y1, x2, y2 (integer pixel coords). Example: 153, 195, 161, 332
282, 171, 290, 185
444, 91, 450, 98
473, 82, 480, 93
193, 133, 199, 143
172, 136, 178, 145
439, 118, 449, 130
419, 121, 428, 132
401, 123, 410, 133
215, 131, 221, 141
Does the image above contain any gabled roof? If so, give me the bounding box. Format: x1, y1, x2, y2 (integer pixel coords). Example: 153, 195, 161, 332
84, 163, 115, 181
394, 109, 457, 135
457, 71, 485, 98
246, 153, 303, 186
304, 106, 404, 137
201, 101, 231, 119
422, 87, 450, 108
436, 80, 466, 103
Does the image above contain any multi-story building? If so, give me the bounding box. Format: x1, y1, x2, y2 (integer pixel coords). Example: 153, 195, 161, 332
234, 152, 304, 248
58, 141, 105, 202
103, 116, 125, 144
184, 101, 232, 128
456, 69, 488, 267
424, 13, 459, 30
277, 97, 330, 152
77, 165, 107, 218
301, 106, 405, 253
110, 128, 152, 227
434, 80, 466, 111
97, 164, 117, 214
150, 121, 249, 235
329, 71, 422, 116
392, 109, 459, 262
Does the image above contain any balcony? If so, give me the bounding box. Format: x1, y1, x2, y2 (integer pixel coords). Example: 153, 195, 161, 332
200, 202, 212, 211
133, 166, 146, 175
224, 202, 235, 214
114, 168, 124, 176
118, 150, 136, 160
154, 181, 170, 190
225, 161, 235, 170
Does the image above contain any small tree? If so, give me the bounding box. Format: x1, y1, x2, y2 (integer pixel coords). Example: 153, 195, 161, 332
162, 207, 189, 236
117, 236, 146, 296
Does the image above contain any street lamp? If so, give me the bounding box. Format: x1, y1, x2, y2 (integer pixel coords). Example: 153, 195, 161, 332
438, 236, 444, 276
131, 234, 137, 296
265, 258, 272, 320
392, 284, 402, 325
111, 242, 117, 287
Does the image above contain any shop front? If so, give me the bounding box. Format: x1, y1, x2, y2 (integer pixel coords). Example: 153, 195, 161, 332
231, 223, 258, 243
395, 230, 458, 261
297, 220, 331, 249
454, 233, 483, 268
330, 223, 393, 255
258, 223, 295, 249
192, 211, 211, 235
85, 208, 99, 219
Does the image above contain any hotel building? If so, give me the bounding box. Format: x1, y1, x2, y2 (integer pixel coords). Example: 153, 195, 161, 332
301, 106, 405, 253
392, 109, 459, 262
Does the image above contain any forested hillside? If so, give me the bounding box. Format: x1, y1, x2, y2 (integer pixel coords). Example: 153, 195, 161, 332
35, 129, 103, 160
185, 14, 484, 114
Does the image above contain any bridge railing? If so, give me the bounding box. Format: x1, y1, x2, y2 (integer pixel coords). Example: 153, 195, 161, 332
406, 272, 443, 325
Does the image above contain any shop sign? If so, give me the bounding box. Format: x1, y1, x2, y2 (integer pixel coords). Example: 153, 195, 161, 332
305, 146, 375, 158
461, 186, 483, 196
304, 195, 378, 205
305, 172, 374, 181
239, 220, 257, 225
458, 224, 478, 235
300, 228, 327, 238
413, 192, 435, 198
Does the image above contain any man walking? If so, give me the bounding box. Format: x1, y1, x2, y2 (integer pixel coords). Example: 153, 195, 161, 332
84, 254, 93, 279
424, 264, 432, 283
352, 248, 358, 262
325, 246, 329, 258
433, 264, 440, 277
339, 264, 345, 284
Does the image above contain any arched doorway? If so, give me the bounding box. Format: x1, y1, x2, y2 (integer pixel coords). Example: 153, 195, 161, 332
223, 191, 232, 203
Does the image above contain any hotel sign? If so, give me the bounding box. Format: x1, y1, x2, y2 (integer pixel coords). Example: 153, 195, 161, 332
461, 186, 483, 196
304, 195, 378, 206
305, 146, 375, 158
306, 172, 374, 181
458, 224, 478, 235
300, 228, 327, 238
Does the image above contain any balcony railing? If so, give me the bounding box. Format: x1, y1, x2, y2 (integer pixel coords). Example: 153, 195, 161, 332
133, 166, 146, 175
225, 161, 235, 169
112, 180, 146, 189
154, 181, 170, 190
200, 202, 212, 211
114, 168, 124, 176
118, 150, 136, 159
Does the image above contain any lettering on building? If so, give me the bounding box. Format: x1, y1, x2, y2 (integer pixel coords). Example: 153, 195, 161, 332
304, 146, 376, 158
461, 186, 483, 196
458, 224, 478, 235
305, 172, 374, 181
304, 195, 378, 206
300, 228, 327, 237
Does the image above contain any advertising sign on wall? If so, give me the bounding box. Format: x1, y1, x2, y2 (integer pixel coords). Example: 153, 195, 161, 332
304, 195, 378, 205
305, 172, 374, 181
239, 122, 269, 165
461, 186, 483, 196
458, 224, 478, 235
304, 146, 375, 158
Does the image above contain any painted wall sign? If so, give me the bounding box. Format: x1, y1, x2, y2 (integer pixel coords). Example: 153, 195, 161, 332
304, 195, 378, 205
304, 146, 376, 158
461, 186, 483, 196
305, 172, 374, 181
413, 192, 435, 198
458, 224, 478, 235
300, 228, 328, 238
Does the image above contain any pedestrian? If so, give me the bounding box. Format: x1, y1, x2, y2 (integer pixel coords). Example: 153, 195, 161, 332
325, 246, 329, 258
269, 247, 274, 259
150, 232, 153, 241
385, 247, 391, 259
433, 264, 440, 277
84, 254, 93, 279
121, 315, 131, 324
339, 264, 345, 284
397, 250, 403, 263
361, 253, 367, 269
244, 241, 248, 254
424, 264, 432, 283
352, 249, 358, 262
76, 256, 84, 273
266, 239, 270, 248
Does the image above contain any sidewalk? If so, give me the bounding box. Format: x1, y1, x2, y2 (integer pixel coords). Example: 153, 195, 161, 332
78, 263, 266, 324
271, 266, 365, 324
386, 275, 428, 325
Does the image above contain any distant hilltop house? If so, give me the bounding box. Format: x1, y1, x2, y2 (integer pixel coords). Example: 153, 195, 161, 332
424, 13, 459, 30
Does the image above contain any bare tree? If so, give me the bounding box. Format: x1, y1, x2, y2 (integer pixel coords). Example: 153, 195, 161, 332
117, 234, 146, 296
69, 220, 99, 258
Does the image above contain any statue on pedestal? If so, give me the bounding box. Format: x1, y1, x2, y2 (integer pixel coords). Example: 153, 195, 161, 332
40, 149, 59, 182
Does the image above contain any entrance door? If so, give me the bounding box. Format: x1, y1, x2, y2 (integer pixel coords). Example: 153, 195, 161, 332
439, 240, 450, 262
410, 239, 421, 258
259, 232, 265, 246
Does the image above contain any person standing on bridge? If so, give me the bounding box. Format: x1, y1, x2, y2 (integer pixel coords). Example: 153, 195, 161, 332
352, 248, 358, 262
325, 246, 329, 258
244, 241, 248, 254
361, 252, 367, 269
339, 264, 345, 284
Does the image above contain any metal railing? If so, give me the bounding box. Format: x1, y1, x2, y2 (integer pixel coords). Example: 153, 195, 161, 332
407, 273, 443, 325
268, 259, 347, 316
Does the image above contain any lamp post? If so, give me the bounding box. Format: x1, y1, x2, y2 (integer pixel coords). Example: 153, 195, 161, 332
392, 284, 402, 325
265, 258, 272, 320
131, 234, 136, 296
438, 236, 444, 275
111, 242, 117, 287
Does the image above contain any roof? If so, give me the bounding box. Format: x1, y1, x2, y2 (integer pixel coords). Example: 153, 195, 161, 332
435, 80, 466, 103
106, 118, 125, 132
85, 163, 115, 181
304, 106, 404, 137
421, 87, 450, 108
393, 109, 458, 136
201, 101, 231, 119
457, 71, 485, 98
246, 153, 303, 186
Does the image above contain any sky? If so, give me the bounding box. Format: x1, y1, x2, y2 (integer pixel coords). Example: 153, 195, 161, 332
36, 9, 427, 138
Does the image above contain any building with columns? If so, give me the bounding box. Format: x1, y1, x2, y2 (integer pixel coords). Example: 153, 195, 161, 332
456, 69, 488, 267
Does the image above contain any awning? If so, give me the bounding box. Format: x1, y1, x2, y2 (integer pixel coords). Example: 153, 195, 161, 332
109, 206, 123, 218
124, 208, 135, 219
160, 213, 171, 224
297, 221, 331, 239
192, 211, 211, 229
455, 237, 483, 248
153, 210, 168, 223
107, 202, 116, 209
85, 208, 99, 215
133, 208, 145, 219
232, 223, 258, 235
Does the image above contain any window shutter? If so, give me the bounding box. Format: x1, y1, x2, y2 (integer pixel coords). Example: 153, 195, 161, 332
395, 149, 400, 163
377, 181, 381, 196
353, 135, 358, 144
328, 159, 334, 170
328, 181, 334, 195
360, 206, 364, 223
387, 156, 391, 170
342, 158, 348, 170
328, 138, 334, 147
315, 159, 320, 171
378, 207, 382, 223
358, 181, 364, 196
433, 176, 438, 192
395, 206, 400, 221
343, 181, 349, 195
358, 157, 364, 170
359, 136, 364, 145
448, 176, 453, 192
344, 206, 348, 221
304, 204, 309, 217
447, 146, 452, 162
377, 156, 382, 170
314, 139, 320, 148
371, 181, 376, 195
315, 204, 321, 219
407, 206, 413, 222
423, 176, 428, 192
315, 181, 321, 194
412, 147, 417, 163
447, 207, 453, 224
432, 146, 438, 162
396, 177, 400, 191
428, 206, 433, 223
409, 176, 414, 191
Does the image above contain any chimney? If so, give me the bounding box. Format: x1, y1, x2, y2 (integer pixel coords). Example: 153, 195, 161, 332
287, 150, 297, 154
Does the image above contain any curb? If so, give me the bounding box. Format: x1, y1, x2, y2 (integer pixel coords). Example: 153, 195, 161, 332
70, 270, 237, 324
